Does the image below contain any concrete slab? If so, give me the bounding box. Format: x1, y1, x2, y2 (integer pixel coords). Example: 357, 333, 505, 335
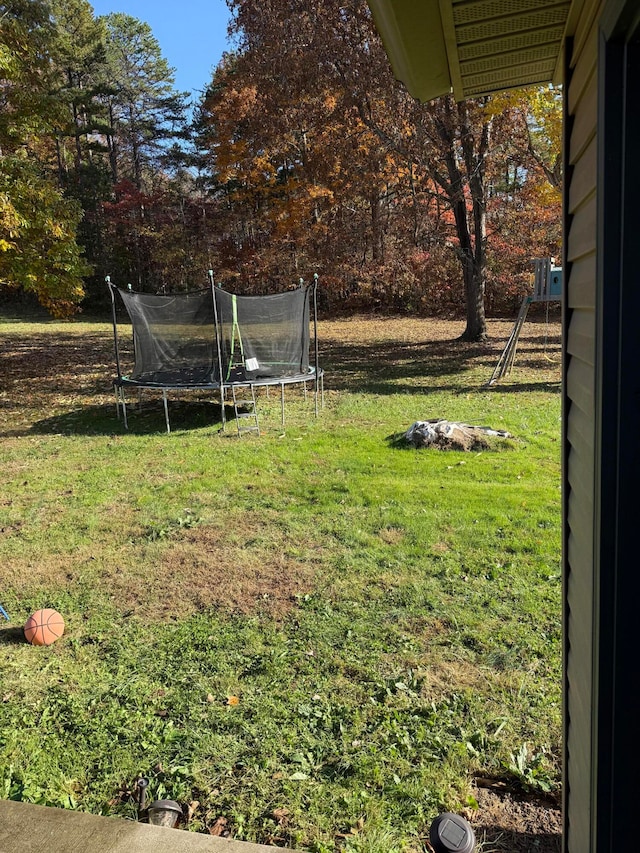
0, 800, 280, 853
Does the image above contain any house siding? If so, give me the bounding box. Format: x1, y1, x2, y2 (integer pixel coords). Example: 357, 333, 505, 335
564, 2, 601, 851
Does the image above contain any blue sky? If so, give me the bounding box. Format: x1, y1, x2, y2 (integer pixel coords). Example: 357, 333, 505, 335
90, 0, 233, 101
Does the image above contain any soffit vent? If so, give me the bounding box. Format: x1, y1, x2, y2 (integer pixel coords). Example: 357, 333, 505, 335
456, 8, 570, 47
453, 0, 563, 24
462, 62, 557, 96
461, 43, 559, 76
457, 24, 566, 60
445, 0, 571, 98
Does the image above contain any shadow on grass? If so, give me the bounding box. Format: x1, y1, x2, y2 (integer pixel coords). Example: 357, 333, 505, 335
321, 335, 561, 394
26, 401, 227, 437
0, 627, 27, 645
1, 324, 561, 438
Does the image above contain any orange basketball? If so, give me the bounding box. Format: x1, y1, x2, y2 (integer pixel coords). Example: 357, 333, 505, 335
24, 608, 65, 646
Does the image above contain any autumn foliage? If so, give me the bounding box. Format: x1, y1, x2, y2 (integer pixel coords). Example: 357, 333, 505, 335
0, 0, 561, 330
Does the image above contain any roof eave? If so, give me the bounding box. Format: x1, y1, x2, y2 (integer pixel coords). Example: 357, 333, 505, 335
368, 0, 579, 101
367, 0, 453, 102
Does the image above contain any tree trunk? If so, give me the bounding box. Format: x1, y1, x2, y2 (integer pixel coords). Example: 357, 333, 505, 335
460, 252, 487, 341
370, 192, 384, 262
460, 100, 489, 341
432, 98, 489, 341
107, 103, 118, 184
442, 151, 487, 342
129, 103, 142, 190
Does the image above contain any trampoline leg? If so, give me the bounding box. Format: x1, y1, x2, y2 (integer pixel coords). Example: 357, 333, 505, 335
314, 374, 324, 417
303, 382, 308, 401
118, 387, 129, 430
281, 383, 285, 427
220, 387, 227, 431
162, 389, 170, 434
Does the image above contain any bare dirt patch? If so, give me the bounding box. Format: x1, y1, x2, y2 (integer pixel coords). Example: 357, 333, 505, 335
469, 783, 561, 852
101, 520, 319, 621
159, 525, 316, 618
377, 526, 405, 545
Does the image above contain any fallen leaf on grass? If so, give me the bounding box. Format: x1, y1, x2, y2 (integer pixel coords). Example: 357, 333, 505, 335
227, 695, 240, 706
335, 816, 365, 839
209, 816, 229, 836
272, 807, 290, 825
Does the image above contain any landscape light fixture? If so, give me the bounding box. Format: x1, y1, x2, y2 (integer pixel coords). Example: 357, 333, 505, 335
136, 777, 182, 828
147, 799, 183, 827
429, 812, 476, 853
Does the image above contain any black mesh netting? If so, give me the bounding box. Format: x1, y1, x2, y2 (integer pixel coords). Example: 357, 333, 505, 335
214, 286, 310, 382
117, 288, 218, 385
114, 284, 312, 386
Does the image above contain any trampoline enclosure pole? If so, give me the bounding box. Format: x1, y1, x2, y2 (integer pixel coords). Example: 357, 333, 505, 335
209, 270, 226, 430
107, 276, 123, 380
313, 273, 319, 415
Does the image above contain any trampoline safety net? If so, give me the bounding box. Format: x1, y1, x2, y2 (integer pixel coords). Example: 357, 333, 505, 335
215, 287, 310, 382
111, 282, 314, 387
117, 288, 218, 386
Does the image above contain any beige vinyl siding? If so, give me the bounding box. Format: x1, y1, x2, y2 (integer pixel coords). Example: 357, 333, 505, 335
566, 253, 596, 310
567, 193, 597, 263
568, 136, 597, 212
566, 308, 594, 364
564, 2, 602, 851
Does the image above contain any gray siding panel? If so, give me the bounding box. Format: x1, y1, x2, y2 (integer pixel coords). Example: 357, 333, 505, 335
571, 0, 603, 66
567, 402, 594, 457
569, 71, 597, 162
565, 3, 601, 851
567, 520, 592, 571
567, 570, 593, 696
567, 441, 593, 499
568, 16, 597, 114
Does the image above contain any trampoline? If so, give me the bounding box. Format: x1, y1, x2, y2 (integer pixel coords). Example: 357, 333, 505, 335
108, 271, 323, 434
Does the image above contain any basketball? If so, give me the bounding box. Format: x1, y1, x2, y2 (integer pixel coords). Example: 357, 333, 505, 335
24, 609, 65, 646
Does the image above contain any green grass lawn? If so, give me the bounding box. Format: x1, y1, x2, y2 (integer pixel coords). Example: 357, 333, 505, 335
0, 313, 562, 851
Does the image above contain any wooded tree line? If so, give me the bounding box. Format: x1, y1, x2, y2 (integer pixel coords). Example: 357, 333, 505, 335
0, 0, 561, 339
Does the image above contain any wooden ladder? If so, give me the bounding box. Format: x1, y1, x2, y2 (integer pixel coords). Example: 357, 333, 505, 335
488, 296, 532, 385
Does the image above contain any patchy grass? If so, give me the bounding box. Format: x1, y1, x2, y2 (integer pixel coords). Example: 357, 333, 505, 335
0, 313, 561, 851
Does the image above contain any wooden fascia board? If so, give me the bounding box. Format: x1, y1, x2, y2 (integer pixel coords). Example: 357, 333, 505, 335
367, 0, 453, 101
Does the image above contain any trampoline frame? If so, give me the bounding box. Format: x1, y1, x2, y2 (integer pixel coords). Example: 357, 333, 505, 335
108, 273, 324, 434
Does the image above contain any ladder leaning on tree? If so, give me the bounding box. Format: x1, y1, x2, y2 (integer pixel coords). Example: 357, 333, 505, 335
488, 257, 562, 385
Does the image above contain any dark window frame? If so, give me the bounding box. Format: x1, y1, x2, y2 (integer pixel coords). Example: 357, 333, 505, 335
591, 3, 640, 849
